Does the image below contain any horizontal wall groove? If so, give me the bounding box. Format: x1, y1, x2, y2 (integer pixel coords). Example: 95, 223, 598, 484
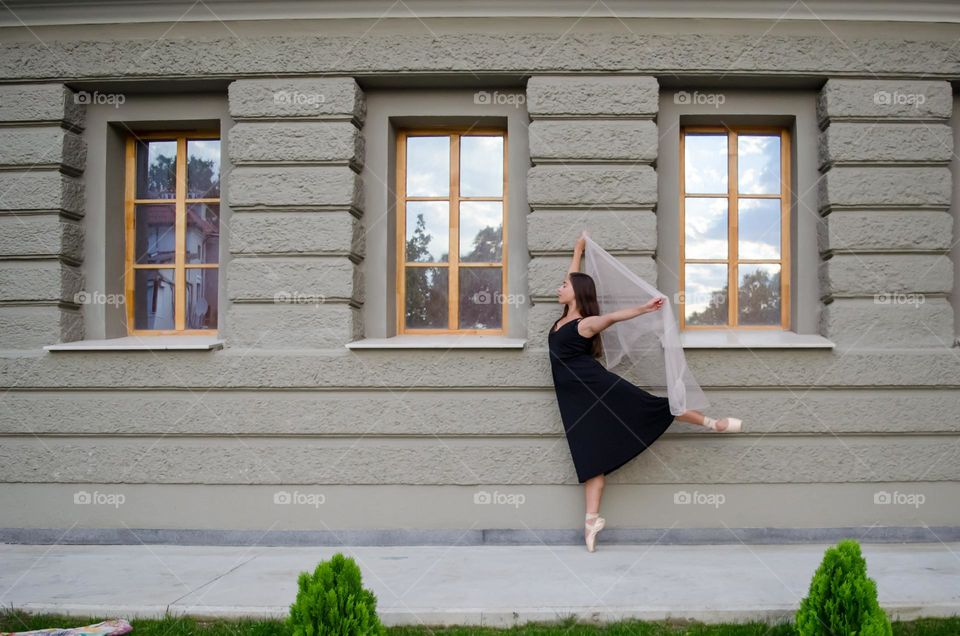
6, 382, 960, 392
820, 117, 951, 126
230, 116, 362, 125
227, 251, 361, 259
7, 69, 959, 83
4, 431, 959, 440
529, 204, 659, 212
0, 121, 84, 134
528, 115, 656, 121
529, 249, 653, 257
820, 249, 951, 257
819, 204, 949, 214
0, 164, 82, 177
228, 159, 359, 169
820, 160, 951, 170
822, 292, 951, 300
2, 382, 959, 390
0, 253, 83, 265
227, 205, 363, 215
529, 159, 656, 166
0, 209, 84, 220
229, 297, 355, 305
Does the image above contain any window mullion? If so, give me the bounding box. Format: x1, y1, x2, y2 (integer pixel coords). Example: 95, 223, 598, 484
449, 134, 460, 331
678, 130, 686, 330
174, 136, 187, 331
780, 128, 791, 329
728, 130, 738, 328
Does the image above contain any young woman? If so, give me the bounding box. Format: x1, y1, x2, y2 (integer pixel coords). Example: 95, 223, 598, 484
548, 235, 742, 552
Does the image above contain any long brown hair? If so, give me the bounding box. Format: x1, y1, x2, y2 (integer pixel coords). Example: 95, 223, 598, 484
555, 272, 604, 360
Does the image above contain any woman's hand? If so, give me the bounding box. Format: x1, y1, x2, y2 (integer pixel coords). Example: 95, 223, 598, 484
641, 296, 666, 313
575, 235, 586, 253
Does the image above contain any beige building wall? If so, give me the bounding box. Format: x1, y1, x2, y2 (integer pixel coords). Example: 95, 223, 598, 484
0, 5, 957, 544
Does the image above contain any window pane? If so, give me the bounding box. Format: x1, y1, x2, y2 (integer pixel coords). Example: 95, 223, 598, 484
684, 197, 727, 260
738, 198, 781, 259
405, 267, 448, 328
738, 264, 781, 325
459, 267, 502, 329
684, 134, 727, 194
459, 201, 502, 262
186, 268, 218, 329
135, 140, 177, 199
135, 203, 175, 264
684, 263, 728, 326
405, 201, 449, 262
406, 136, 449, 197
134, 269, 175, 330
187, 139, 220, 198
460, 136, 503, 197
187, 203, 220, 264
738, 134, 780, 194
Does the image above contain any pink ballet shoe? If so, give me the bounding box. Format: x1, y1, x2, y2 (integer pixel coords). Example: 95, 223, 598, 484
585, 512, 605, 552
703, 416, 742, 432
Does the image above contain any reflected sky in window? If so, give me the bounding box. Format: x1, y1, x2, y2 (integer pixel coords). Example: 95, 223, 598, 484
684, 197, 727, 259
738, 198, 781, 259
738, 134, 780, 194
460, 136, 503, 197
684, 134, 727, 194
406, 136, 449, 196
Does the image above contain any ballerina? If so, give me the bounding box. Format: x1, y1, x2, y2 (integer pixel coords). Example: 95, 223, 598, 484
548, 233, 742, 552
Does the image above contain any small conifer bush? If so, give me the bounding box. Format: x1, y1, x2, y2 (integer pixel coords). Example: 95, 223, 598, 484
796, 538, 892, 636
287, 552, 386, 636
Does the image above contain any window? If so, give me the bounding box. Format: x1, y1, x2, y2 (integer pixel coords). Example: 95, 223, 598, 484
124, 131, 221, 334
396, 128, 508, 334
679, 125, 791, 330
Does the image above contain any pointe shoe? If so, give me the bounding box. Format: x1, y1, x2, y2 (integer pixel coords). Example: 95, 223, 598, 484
585, 512, 606, 552
703, 416, 742, 433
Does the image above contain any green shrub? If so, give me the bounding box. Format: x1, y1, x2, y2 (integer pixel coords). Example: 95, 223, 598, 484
287, 551, 387, 636
795, 538, 892, 636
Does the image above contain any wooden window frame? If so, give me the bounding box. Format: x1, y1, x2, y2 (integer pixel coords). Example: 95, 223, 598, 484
395, 127, 509, 335
679, 124, 791, 330
124, 130, 220, 335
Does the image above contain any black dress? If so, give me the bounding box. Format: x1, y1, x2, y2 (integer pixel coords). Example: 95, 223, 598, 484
549, 316, 676, 483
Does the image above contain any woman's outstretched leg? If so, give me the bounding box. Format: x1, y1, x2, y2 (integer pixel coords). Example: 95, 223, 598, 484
676, 409, 707, 426
676, 409, 736, 432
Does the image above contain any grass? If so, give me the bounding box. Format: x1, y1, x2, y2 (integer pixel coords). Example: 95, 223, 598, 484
2, 610, 960, 636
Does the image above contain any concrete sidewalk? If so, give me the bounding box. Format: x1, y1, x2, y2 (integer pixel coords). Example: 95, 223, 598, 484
1, 542, 959, 628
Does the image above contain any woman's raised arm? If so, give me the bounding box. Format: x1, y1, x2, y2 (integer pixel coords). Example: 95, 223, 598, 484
568, 235, 586, 275
579, 296, 665, 338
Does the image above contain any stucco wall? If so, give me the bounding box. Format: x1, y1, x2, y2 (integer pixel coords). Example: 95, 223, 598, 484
0, 17, 958, 543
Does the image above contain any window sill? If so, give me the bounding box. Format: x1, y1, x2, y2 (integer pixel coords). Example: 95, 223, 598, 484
679, 329, 835, 349
345, 335, 527, 350
44, 335, 225, 351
